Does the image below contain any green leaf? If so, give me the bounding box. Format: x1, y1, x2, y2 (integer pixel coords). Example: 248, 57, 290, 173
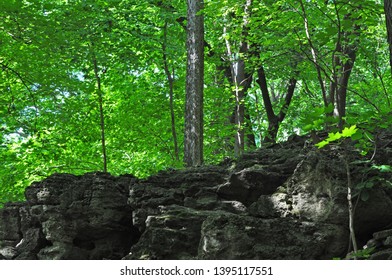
327, 131, 342, 141
351, 130, 363, 141
357, 181, 374, 190
315, 140, 330, 148
341, 125, 358, 138
372, 165, 392, 173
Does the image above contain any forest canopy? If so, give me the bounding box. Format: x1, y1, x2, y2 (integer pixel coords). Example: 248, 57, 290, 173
1, 0, 391, 205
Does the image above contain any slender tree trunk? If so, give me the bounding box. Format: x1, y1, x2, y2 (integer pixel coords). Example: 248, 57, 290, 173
245, 111, 256, 148
224, 0, 253, 157
385, 0, 392, 76
184, 0, 204, 167
329, 4, 358, 129
256, 66, 277, 142
335, 47, 356, 128
299, 0, 328, 107
254, 90, 264, 143
162, 21, 179, 161
233, 61, 245, 156
230, 59, 251, 156
90, 45, 108, 173
343, 150, 358, 258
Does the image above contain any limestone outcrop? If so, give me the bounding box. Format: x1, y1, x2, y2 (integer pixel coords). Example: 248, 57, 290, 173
1, 133, 392, 259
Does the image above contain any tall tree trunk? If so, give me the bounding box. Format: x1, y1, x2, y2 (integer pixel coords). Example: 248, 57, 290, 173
90, 43, 107, 173
173, 1, 254, 155
162, 21, 179, 161
335, 46, 356, 128
385, 0, 392, 76
329, 3, 358, 129
184, 0, 204, 167
230, 59, 252, 156
224, 0, 253, 157
299, 0, 328, 107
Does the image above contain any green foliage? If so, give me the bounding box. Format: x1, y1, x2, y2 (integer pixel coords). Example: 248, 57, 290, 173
316, 125, 358, 148
349, 157, 392, 205
372, 164, 392, 173
346, 246, 376, 260
301, 105, 335, 133
1, 0, 392, 205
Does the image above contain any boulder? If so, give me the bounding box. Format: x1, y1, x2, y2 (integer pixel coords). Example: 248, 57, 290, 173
0, 172, 140, 259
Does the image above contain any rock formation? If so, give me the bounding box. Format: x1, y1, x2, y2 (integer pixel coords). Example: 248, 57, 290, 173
1, 133, 392, 259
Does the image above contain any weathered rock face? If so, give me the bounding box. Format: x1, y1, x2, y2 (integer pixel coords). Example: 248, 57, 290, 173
0, 173, 140, 259
1, 132, 392, 260
366, 229, 392, 260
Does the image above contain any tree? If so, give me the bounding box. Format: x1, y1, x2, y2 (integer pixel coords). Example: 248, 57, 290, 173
385, 0, 392, 76
90, 43, 108, 172
184, 0, 204, 167
223, 0, 253, 155
162, 21, 180, 162
297, 0, 361, 128
256, 66, 297, 143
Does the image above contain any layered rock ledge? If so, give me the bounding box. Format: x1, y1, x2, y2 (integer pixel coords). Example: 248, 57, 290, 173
1, 135, 392, 259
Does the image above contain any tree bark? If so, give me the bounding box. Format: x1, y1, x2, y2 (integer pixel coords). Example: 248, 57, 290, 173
230, 59, 252, 156
329, 3, 358, 129
224, 0, 253, 157
385, 0, 392, 76
335, 46, 356, 128
184, 0, 204, 167
171, 1, 255, 155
